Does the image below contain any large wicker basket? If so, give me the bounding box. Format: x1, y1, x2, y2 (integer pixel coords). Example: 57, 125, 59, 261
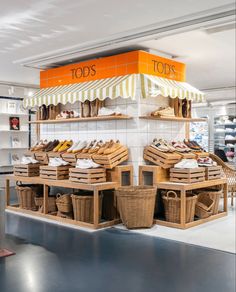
71, 194, 103, 223
194, 188, 222, 215
195, 193, 214, 219
116, 186, 156, 229
56, 194, 72, 213
16, 186, 37, 211
162, 191, 197, 223
34, 196, 57, 213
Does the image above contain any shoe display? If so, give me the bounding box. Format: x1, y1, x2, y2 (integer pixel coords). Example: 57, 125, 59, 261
21, 156, 39, 165
58, 140, 73, 152
67, 141, 80, 153
76, 159, 101, 169
197, 157, 216, 167
44, 140, 60, 152
225, 135, 236, 140
53, 141, 65, 152
174, 159, 198, 169
151, 139, 170, 152
172, 141, 191, 152
72, 141, 87, 153
98, 107, 121, 116
104, 140, 122, 155
49, 157, 69, 167
151, 106, 175, 117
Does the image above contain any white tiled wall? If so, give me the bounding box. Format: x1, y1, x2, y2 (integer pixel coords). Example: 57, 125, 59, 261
39, 96, 186, 184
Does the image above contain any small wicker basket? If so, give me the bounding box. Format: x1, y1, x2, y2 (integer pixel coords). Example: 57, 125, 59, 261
162, 191, 197, 223
195, 193, 214, 219
34, 196, 57, 213
56, 194, 72, 213
115, 186, 156, 229
194, 188, 222, 215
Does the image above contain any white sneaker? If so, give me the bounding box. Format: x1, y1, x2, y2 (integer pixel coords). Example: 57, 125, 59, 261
55, 157, 69, 166
49, 157, 69, 167
72, 141, 87, 153
174, 159, 198, 169
76, 159, 101, 169
21, 156, 39, 164
225, 135, 236, 140
67, 141, 80, 152
98, 107, 120, 116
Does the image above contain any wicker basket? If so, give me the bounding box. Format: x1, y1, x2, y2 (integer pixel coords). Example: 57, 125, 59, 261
71, 194, 103, 223
195, 193, 214, 219
115, 186, 156, 229
56, 194, 72, 213
16, 186, 37, 211
195, 188, 222, 215
162, 191, 197, 223
34, 196, 57, 213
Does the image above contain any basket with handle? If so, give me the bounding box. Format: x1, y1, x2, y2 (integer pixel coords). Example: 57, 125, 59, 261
194, 187, 222, 215
56, 193, 72, 213
162, 191, 197, 223
195, 193, 214, 218
115, 186, 156, 229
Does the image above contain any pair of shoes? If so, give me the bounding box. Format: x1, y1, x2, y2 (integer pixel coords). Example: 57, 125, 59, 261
21, 156, 39, 165
96, 140, 121, 155
53, 140, 73, 152
76, 159, 101, 169
197, 157, 216, 167
184, 140, 203, 151
225, 135, 236, 140
44, 140, 60, 152
49, 157, 69, 167
31, 140, 48, 151
71, 141, 88, 153
174, 159, 198, 169
88, 140, 104, 154
98, 107, 121, 116
151, 106, 175, 117
151, 139, 175, 153
172, 141, 191, 152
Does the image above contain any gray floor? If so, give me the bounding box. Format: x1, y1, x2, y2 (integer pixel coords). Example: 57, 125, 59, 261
0, 213, 235, 292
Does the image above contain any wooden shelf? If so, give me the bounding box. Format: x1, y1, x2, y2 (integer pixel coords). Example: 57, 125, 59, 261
29, 115, 132, 124
139, 116, 207, 122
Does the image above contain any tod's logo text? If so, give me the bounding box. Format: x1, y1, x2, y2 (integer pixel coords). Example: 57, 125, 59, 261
71, 65, 96, 79
152, 60, 176, 76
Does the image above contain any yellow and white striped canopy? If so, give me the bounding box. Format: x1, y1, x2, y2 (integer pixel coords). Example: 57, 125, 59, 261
23, 74, 137, 108
23, 73, 205, 108
141, 74, 205, 102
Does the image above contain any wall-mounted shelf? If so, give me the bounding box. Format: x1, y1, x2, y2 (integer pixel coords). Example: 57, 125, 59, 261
0, 112, 28, 117
29, 115, 132, 124
139, 116, 207, 122
0, 130, 29, 133
0, 147, 28, 150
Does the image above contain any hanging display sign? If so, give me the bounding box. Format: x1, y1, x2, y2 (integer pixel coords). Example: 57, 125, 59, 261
40, 51, 186, 88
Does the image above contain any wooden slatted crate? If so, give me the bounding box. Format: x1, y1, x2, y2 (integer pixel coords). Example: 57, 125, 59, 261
205, 166, 222, 180
34, 151, 48, 165
61, 152, 77, 166
14, 164, 40, 177
92, 146, 128, 169
170, 168, 205, 183
179, 152, 196, 159
40, 165, 70, 180
69, 168, 106, 184
143, 146, 181, 169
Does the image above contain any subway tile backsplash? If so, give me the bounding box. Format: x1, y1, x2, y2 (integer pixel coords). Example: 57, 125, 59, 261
39, 97, 185, 184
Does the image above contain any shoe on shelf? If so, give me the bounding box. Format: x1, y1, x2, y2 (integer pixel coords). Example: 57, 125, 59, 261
97, 141, 111, 154
225, 135, 236, 140
197, 157, 216, 167
174, 159, 198, 169
98, 107, 121, 116
103, 140, 122, 155
172, 141, 191, 153
82, 140, 96, 153
151, 106, 175, 117
76, 159, 101, 169
44, 140, 60, 152
72, 141, 87, 153
49, 157, 69, 167
58, 140, 73, 152
34, 140, 49, 151
67, 141, 80, 153
159, 139, 176, 152
151, 139, 171, 152
53, 141, 65, 152
88, 140, 103, 154
21, 156, 39, 165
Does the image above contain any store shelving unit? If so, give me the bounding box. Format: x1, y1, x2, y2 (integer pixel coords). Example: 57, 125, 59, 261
139, 116, 207, 122
214, 115, 236, 163
29, 115, 132, 124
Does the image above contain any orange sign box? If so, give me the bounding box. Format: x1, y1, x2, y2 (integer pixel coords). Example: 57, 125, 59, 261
40, 51, 186, 88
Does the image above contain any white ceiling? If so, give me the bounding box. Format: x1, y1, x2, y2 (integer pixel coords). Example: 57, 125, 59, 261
0, 0, 235, 90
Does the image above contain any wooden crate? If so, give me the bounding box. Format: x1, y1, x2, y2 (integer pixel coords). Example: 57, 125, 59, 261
92, 146, 128, 169
69, 168, 106, 184
179, 152, 196, 159
14, 164, 40, 177
143, 146, 181, 169
139, 165, 169, 185
61, 153, 77, 166
170, 168, 205, 183
76, 152, 93, 159
194, 152, 209, 158
106, 165, 133, 186
205, 166, 222, 180
40, 165, 70, 180
47, 152, 62, 158
34, 152, 48, 165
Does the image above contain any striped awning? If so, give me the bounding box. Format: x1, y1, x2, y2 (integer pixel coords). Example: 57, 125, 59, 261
141, 74, 205, 102
23, 74, 137, 108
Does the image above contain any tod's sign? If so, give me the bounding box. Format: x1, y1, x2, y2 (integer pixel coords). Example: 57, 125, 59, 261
40, 51, 186, 88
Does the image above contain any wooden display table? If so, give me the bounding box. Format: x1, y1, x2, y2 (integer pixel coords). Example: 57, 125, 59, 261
5, 175, 119, 230
155, 178, 228, 229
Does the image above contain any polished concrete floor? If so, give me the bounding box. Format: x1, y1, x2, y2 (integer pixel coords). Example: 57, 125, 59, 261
0, 213, 235, 292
